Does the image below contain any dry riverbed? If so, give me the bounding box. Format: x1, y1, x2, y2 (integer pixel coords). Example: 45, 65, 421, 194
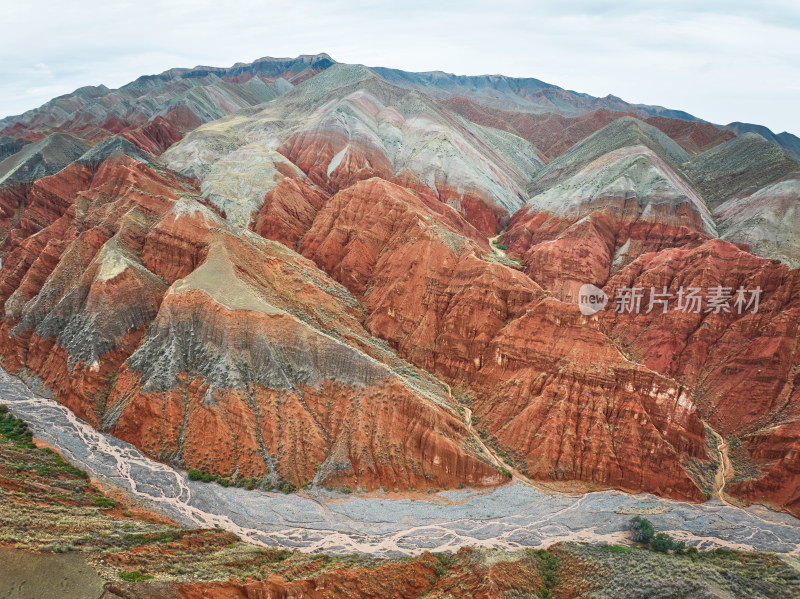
3, 368, 800, 558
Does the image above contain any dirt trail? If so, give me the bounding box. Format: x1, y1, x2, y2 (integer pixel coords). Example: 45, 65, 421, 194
464, 405, 506, 471
707, 423, 734, 506
446, 383, 552, 493
488, 234, 508, 259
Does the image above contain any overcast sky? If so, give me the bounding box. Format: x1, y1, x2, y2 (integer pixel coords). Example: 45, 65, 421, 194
2, 0, 799, 135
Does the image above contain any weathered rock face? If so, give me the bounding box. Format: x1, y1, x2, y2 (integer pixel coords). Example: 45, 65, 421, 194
254, 177, 707, 500
0, 155, 194, 418
715, 177, 800, 269
599, 240, 800, 512
0, 154, 501, 492
0, 133, 90, 186
253, 176, 329, 249
297, 178, 539, 378
684, 133, 800, 207
468, 298, 707, 501
645, 116, 737, 156
0, 136, 27, 161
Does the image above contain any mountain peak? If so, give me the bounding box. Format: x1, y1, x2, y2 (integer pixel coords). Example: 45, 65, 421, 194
528, 115, 690, 194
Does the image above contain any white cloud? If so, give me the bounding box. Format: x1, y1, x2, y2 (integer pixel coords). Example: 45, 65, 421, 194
1, 0, 799, 135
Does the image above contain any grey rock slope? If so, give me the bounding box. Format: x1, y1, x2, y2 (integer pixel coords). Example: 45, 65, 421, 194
0, 136, 27, 161
0, 133, 89, 186
77, 136, 154, 166
725, 121, 800, 160
714, 177, 800, 268
527, 116, 692, 195
684, 133, 800, 208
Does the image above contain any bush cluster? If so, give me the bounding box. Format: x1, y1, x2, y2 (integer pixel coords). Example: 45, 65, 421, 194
628, 516, 686, 553
0, 405, 36, 449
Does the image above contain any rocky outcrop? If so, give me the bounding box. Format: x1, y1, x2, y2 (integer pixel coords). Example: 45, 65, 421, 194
253, 177, 328, 249
645, 116, 736, 156
528, 117, 692, 195
0, 133, 89, 186
468, 297, 707, 501
724, 121, 800, 160
3, 55, 800, 515
0, 136, 27, 161
288, 178, 708, 500
297, 178, 538, 375
373, 66, 710, 122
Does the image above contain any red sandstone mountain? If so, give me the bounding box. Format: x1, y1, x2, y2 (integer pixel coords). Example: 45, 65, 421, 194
1, 55, 799, 515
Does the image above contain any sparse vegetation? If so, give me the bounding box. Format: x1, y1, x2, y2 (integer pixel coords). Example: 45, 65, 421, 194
491, 239, 508, 251
650, 532, 675, 553
536, 549, 559, 598
118, 570, 155, 581
91, 496, 117, 509
602, 544, 631, 553
497, 465, 513, 479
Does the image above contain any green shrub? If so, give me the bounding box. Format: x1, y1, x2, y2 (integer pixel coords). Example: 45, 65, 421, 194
536, 550, 559, 598
91, 496, 117, 509
276, 480, 296, 494
187, 469, 203, 481
119, 570, 154, 581
0, 411, 36, 448
492, 240, 508, 251
602, 544, 631, 553
50, 453, 89, 479
629, 516, 655, 545
265, 549, 292, 564
651, 532, 675, 553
